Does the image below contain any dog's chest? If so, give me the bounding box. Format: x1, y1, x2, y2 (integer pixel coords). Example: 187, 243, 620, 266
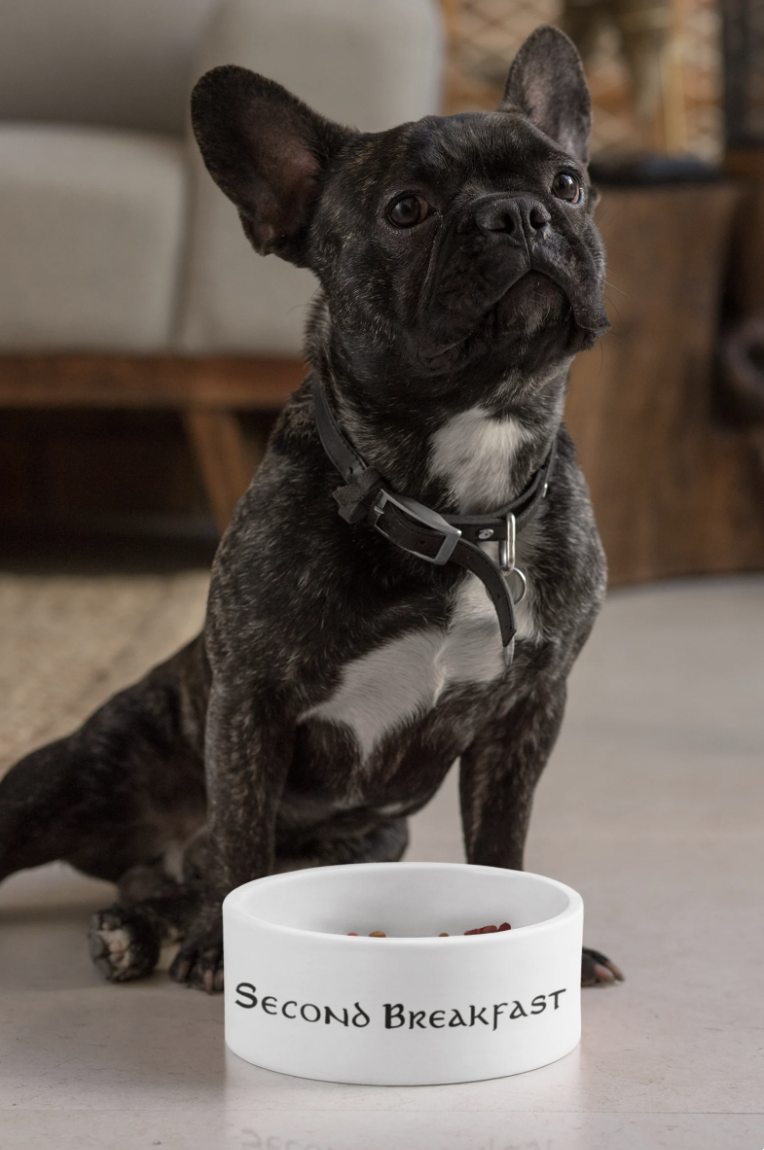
301, 575, 506, 759
428, 405, 532, 510
300, 405, 539, 760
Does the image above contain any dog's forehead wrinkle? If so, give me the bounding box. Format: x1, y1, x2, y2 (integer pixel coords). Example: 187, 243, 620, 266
358, 114, 563, 203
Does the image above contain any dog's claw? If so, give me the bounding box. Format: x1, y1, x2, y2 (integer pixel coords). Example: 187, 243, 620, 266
168, 913, 224, 992
89, 928, 107, 959
170, 951, 223, 992
582, 946, 624, 987
170, 955, 192, 984
593, 962, 615, 983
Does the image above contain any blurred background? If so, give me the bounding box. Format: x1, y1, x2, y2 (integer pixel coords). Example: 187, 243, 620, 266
1, 0, 763, 580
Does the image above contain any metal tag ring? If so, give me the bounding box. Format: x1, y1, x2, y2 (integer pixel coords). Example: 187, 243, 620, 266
508, 567, 527, 603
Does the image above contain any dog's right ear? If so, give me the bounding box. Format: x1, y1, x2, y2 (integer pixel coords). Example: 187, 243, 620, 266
191, 66, 353, 267
499, 26, 591, 164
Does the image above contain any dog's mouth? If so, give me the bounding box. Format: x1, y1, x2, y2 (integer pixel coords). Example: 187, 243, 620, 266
419, 268, 607, 373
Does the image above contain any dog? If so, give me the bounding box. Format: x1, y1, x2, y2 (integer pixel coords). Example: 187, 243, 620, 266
0, 26, 622, 992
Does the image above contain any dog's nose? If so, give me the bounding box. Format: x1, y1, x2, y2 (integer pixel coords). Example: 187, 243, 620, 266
474, 196, 551, 243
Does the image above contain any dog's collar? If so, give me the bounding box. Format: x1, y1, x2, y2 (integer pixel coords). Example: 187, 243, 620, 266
311, 378, 556, 664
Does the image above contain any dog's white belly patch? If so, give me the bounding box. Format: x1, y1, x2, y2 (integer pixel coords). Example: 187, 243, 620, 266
301, 575, 534, 759
429, 406, 533, 510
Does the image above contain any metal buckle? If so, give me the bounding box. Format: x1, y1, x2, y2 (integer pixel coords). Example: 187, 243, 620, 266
370, 489, 462, 565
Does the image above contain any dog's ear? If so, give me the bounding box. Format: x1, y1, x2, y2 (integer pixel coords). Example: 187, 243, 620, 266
191, 65, 353, 266
499, 26, 591, 164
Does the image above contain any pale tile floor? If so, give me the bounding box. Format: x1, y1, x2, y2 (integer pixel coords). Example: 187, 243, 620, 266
0, 573, 763, 1150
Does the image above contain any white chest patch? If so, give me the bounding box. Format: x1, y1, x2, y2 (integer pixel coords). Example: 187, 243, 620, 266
301, 574, 536, 760
429, 406, 533, 511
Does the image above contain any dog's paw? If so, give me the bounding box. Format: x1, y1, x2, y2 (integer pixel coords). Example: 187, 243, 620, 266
169, 907, 224, 994
88, 906, 161, 983
581, 946, 624, 987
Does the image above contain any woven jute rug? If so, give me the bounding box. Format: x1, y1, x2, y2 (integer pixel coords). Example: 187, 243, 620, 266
0, 570, 209, 776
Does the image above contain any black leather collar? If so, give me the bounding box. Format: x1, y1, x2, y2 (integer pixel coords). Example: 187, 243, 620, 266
312, 378, 556, 664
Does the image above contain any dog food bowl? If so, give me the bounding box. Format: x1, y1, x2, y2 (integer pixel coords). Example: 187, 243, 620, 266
223, 861, 583, 1085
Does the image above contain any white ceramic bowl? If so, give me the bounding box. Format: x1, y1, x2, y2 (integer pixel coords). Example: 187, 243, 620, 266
223, 861, 583, 1085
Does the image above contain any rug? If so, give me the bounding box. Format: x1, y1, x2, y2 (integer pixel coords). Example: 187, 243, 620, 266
0, 570, 209, 774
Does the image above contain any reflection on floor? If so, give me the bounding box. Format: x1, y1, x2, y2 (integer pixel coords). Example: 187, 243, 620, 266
1, 573, 763, 1149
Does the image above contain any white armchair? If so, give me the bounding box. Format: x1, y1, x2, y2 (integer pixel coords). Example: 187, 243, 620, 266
0, 0, 444, 527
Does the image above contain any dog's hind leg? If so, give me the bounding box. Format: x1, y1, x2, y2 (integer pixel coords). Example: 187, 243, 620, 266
0, 639, 208, 889
0, 725, 155, 885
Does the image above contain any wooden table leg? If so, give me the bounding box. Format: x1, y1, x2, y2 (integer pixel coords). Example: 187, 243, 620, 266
182, 408, 255, 534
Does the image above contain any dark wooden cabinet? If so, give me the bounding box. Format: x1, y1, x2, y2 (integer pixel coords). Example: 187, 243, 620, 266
566, 184, 764, 586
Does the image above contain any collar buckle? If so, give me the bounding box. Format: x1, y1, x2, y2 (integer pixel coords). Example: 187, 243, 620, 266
370, 489, 462, 566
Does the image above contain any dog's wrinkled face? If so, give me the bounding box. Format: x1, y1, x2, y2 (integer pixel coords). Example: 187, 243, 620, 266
192, 26, 608, 399
310, 111, 607, 377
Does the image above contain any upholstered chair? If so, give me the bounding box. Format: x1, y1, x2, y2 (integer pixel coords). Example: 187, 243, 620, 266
0, 0, 444, 529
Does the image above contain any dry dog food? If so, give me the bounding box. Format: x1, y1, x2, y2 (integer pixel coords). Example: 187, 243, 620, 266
348, 921, 511, 937
464, 922, 512, 935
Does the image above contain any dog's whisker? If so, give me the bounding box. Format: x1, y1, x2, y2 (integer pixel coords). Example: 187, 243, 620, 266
603, 294, 625, 326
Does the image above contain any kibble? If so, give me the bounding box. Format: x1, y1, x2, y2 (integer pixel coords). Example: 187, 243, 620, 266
347, 920, 511, 937
464, 921, 511, 935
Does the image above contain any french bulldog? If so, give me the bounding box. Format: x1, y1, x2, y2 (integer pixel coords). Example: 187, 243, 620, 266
0, 26, 621, 991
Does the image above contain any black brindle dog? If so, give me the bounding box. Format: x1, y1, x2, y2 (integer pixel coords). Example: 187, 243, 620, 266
0, 27, 623, 992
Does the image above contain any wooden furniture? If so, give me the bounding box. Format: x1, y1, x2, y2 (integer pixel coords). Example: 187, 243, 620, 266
566, 183, 764, 586
717, 151, 764, 432
0, 356, 305, 532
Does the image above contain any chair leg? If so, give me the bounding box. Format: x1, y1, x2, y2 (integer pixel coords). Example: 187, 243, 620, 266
182, 408, 254, 534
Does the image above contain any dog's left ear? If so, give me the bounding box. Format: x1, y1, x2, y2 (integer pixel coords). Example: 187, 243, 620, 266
191, 65, 353, 266
499, 25, 591, 164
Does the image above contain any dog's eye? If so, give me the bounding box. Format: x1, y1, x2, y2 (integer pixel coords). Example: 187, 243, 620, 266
387, 195, 430, 228
551, 172, 582, 203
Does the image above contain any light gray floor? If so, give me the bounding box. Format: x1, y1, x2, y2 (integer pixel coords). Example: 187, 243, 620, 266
1, 576, 763, 1149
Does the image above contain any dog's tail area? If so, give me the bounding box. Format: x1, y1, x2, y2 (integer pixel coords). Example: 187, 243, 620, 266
0, 636, 209, 886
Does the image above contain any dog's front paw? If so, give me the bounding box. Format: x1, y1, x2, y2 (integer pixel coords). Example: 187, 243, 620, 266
89, 906, 161, 983
169, 905, 224, 994
581, 946, 624, 987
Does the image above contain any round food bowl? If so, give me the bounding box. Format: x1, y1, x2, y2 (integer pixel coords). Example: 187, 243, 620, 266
223, 861, 583, 1085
